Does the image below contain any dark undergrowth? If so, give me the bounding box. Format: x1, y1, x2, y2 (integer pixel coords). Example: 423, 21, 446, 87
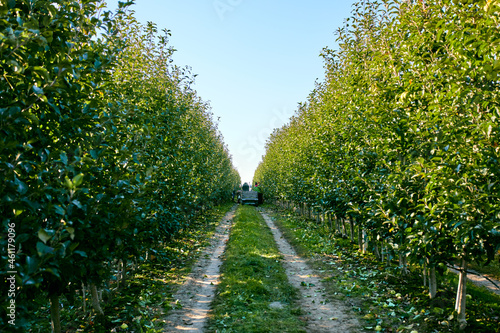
28, 202, 235, 333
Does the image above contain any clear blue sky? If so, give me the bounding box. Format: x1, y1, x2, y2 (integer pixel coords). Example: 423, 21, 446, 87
106, 0, 357, 184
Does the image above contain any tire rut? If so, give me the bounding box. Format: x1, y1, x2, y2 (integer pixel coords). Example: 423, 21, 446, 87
259, 210, 361, 333
162, 206, 237, 332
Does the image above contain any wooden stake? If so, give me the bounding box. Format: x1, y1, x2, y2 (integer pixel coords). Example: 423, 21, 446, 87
50, 294, 61, 333
455, 258, 468, 330
90, 283, 104, 316
429, 266, 437, 299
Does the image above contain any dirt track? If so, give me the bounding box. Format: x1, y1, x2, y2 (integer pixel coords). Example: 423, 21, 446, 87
162, 205, 363, 332
259, 210, 361, 333
163, 206, 236, 332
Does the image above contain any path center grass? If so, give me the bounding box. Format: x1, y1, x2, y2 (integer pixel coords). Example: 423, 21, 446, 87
206, 205, 306, 333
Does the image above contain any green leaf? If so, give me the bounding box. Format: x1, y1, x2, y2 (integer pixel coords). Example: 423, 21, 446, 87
7, 60, 21, 73
54, 205, 65, 215
26, 256, 38, 274
73, 173, 84, 187
72, 199, 82, 209
36, 241, 54, 257
433, 307, 444, 314
65, 226, 75, 240
64, 176, 73, 189
74, 250, 87, 257
90, 149, 99, 159
16, 233, 30, 243
14, 176, 28, 195
60, 152, 68, 165
436, 28, 444, 42
43, 268, 61, 278
32, 66, 50, 81
38, 229, 51, 244
32, 85, 44, 95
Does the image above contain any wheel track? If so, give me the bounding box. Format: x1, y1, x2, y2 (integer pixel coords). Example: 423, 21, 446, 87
259, 210, 361, 333
163, 206, 236, 332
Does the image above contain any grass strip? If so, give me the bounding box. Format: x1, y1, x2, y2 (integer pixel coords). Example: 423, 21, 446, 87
206, 205, 306, 333
267, 204, 500, 333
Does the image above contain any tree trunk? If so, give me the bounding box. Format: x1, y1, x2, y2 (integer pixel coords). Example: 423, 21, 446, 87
381, 243, 386, 262
50, 293, 61, 333
399, 253, 408, 275
349, 218, 355, 242
455, 258, 468, 330
362, 230, 368, 253
358, 223, 363, 250
90, 283, 104, 316
374, 242, 381, 261
82, 283, 87, 314
429, 266, 437, 299
423, 262, 427, 287
384, 244, 392, 265
121, 259, 128, 289
116, 260, 122, 290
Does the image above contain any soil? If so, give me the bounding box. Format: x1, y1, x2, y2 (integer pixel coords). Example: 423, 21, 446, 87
163, 206, 237, 332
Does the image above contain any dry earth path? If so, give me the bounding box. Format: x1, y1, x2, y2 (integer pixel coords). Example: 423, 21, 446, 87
162, 206, 236, 332
448, 266, 500, 296
259, 210, 361, 333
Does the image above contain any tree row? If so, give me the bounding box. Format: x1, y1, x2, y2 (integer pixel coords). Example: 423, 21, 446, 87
255, 0, 499, 329
0, 1, 239, 331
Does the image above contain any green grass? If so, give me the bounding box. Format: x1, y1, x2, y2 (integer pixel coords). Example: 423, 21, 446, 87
206, 205, 306, 333
265, 204, 500, 333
